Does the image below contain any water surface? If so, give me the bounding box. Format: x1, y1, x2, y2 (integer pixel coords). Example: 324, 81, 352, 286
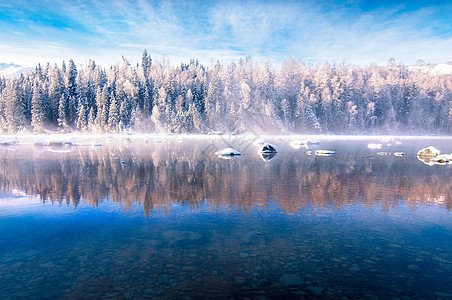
0, 137, 451, 299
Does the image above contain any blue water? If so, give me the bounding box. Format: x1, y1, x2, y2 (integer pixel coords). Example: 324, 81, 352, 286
0, 137, 451, 299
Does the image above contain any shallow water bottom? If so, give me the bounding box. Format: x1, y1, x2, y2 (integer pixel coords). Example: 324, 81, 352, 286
1, 200, 451, 299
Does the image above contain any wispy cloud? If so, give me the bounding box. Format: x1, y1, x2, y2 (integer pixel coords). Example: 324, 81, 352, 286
0, 0, 451, 67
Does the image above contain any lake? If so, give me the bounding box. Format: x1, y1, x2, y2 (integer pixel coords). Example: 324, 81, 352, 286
0, 136, 451, 299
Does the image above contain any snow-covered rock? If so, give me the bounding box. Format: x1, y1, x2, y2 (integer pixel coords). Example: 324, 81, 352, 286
417, 146, 451, 166
0, 139, 18, 146
417, 146, 441, 157
315, 150, 335, 156
47, 139, 76, 153
258, 143, 278, 154
377, 152, 391, 155
290, 139, 319, 149
48, 140, 75, 147
215, 147, 242, 157
367, 143, 382, 149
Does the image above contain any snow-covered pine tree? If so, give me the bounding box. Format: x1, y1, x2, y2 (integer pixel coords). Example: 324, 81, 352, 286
31, 79, 45, 132
108, 94, 119, 131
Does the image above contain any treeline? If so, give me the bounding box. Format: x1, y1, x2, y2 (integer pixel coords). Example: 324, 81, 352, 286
0, 51, 451, 134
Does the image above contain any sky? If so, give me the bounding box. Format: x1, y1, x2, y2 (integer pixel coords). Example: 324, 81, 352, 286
0, 0, 451, 68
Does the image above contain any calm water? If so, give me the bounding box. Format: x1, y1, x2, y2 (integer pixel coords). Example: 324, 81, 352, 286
0, 137, 451, 299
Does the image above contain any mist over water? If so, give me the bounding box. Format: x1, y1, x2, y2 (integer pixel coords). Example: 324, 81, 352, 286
0, 137, 451, 299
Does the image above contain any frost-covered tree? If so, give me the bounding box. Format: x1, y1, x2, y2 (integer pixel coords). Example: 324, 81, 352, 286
0, 54, 451, 134
31, 80, 45, 132
2, 80, 25, 132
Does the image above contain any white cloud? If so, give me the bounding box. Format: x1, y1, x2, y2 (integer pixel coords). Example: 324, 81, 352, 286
1, 0, 451, 67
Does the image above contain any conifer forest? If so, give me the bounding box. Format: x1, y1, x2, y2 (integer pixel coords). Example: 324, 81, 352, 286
0, 51, 451, 135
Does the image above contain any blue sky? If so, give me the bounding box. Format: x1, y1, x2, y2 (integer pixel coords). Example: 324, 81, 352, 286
1, 0, 451, 67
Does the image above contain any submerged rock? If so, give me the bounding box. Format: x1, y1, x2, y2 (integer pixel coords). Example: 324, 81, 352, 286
258, 143, 278, 154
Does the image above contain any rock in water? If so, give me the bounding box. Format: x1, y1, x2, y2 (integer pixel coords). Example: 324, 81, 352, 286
258, 143, 278, 154
315, 150, 335, 156
215, 147, 242, 159
417, 146, 450, 166
367, 143, 382, 149
417, 146, 441, 157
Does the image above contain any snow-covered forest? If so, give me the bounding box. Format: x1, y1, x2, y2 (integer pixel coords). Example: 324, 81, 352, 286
0, 51, 451, 134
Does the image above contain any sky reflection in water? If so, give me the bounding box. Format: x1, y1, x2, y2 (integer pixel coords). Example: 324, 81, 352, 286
0, 137, 451, 299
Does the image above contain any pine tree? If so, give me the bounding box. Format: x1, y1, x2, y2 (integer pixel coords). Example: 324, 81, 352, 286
3, 81, 25, 132
57, 95, 68, 128
108, 94, 119, 130
48, 64, 64, 124
65, 59, 77, 98
76, 103, 87, 131
142, 49, 152, 77
87, 107, 95, 131
31, 80, 45, 132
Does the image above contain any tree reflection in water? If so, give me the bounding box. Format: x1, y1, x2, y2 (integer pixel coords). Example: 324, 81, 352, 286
0, 140, 450, 215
